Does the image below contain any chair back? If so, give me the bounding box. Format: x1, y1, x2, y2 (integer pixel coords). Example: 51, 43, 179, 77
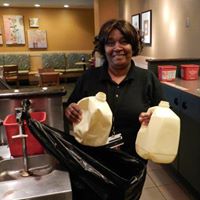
38, 68, 54, 73
3, 65, 19, 87
39, 69, 60, 86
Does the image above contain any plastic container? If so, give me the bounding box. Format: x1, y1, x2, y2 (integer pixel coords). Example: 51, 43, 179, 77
158, 65, 177, 81
3, 112, 46, 157
73, 92, 112, 146
135, 101, 180, 163
180, 64, 199, 80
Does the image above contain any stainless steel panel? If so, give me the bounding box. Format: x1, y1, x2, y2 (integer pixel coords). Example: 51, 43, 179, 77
0, 154, 72, 200
0, 96, 64, 146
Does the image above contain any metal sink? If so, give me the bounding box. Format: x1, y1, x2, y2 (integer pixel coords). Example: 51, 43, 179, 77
0, 154, 72, 200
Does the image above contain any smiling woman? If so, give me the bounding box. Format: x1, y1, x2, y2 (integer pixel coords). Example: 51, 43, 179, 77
64, 19, 163, 199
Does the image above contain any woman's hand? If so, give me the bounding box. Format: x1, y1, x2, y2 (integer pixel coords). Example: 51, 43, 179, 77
139, 111, 153, 126
65, 103, 82, 124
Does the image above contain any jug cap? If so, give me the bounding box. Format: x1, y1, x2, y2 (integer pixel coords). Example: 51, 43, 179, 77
159, 101, 169, 108
95, 92, 106, 101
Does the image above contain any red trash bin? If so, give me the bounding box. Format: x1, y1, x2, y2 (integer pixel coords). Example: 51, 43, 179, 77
3, 112, 46, 157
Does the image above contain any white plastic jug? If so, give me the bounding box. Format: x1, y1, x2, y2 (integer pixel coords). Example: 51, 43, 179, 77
73, 92, 113, 147
135, 101, 180, 163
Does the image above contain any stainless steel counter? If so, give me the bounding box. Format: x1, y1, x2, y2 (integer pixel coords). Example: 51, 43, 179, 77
0, 145, 10, 160
0, 85, 71, 200
0, 151, 72, 200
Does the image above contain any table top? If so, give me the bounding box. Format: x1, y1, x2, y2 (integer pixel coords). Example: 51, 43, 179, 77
29, 71, 62, 76
75, 61, 89, 65
40, 72, 59, 75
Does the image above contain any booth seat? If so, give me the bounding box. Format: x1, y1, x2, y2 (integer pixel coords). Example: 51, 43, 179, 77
66, 52, 91, 69
41, 52, 91, 79
0, 51, 92, 84
41, 53, 66, 73
0, 55, 4, 66
64, 52, 91, 78
1, 54, 30, 80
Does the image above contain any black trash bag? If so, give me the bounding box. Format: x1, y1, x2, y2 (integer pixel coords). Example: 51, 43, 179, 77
27, 118, 146, 200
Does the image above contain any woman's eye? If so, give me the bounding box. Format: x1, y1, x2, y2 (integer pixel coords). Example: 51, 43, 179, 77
106, 40, 115, 46
120, 39, 128, 44
106, 39, 129, 46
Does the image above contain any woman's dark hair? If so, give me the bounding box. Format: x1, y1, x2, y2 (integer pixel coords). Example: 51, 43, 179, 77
93, 19, 143, 58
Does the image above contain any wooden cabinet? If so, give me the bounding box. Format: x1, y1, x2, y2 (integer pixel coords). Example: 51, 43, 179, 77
162, 83, 200, 195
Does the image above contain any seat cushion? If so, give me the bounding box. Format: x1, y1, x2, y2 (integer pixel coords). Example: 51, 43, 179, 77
66, 53, 91, 69
0, 55, 4, 66
42, 53, 66, 70
4, 54, 30, 71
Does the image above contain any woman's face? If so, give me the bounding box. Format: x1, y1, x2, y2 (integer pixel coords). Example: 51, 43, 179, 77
104, 29, 133, 69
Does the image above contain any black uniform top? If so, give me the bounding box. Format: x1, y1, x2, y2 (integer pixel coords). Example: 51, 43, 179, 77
66, 60, 163, 156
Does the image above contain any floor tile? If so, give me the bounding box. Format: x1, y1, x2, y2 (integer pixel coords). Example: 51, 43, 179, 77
140, 187, 166, 200
147, 161, 163, 172
148, 167, 176, 187
143, 174, 156, 188
158, 183, 191, 200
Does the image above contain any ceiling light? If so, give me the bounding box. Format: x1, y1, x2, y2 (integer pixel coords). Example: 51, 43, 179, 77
64, 5, 69, 8
34, 4, 40, 7
3, 3, 10, 7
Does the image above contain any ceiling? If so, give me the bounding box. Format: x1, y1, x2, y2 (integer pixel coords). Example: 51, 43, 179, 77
0, 0, 93, 9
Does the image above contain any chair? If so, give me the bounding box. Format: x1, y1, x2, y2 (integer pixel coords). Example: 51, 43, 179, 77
38, 68, 60, 86
3, 65, 19, 87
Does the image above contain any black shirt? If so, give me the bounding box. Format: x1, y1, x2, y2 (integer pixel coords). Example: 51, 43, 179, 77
66, 61, 163, 156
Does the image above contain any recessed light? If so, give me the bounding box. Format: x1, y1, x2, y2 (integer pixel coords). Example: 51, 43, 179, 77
3, 3, 10, 7
64, 5, 69, 8
34, 4, 40, 7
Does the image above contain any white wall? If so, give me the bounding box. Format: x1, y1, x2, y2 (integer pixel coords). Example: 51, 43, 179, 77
120, 0, 200, 58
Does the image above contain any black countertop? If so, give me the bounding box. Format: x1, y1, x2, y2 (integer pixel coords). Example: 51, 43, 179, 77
0, 86, 67, 99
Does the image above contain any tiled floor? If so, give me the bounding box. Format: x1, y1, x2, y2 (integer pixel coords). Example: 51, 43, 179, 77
140, 161, 197, 200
